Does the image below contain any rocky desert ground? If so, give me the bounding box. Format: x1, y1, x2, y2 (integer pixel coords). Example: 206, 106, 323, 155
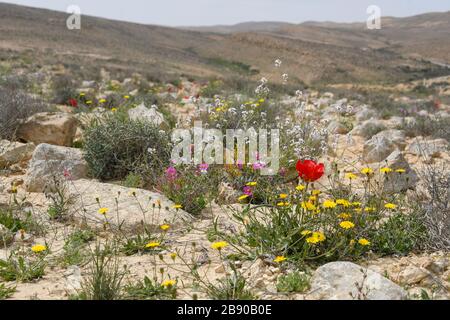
0, 3, 449, 301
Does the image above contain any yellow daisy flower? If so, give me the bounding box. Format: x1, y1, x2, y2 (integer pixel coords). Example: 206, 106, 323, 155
339, 221, 355, 229
345, 173, 358, 180
274, 256, 286, 263
145, 242, 160, 248
160, 224, 170, 231
161, 279, 177, 287
211, 241, 228, 250
361, 168, 374, 175
358, 238, 371, 246
384, 203, 397, 210
380, 167, 393, 174
31, 244, 47, 253
323, 200, 337, 209
296, 185, 306, 191
98, 207, 109, 215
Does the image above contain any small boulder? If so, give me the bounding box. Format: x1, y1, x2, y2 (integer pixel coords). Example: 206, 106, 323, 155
350, 118, 386, 139
406, 137, 449, 158
16, 112, 78, 147
383, 150, 418, 193
67, 180, 193, 230
371, 129, 407, 150
363, 136, 396, 163
25, 144, 88, 192
0, 140, 35, 168
309, 261, 407, 300
128, 103, 164, 126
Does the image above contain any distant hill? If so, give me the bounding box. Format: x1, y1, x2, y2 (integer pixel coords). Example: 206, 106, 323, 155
0, 3, 449, 85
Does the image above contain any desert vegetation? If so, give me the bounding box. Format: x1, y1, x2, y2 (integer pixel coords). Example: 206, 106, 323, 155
0, 3, 449, 301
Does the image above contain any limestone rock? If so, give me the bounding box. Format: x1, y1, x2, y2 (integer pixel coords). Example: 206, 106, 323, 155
406, 137, 449, 158
363, 136, 396, 163
128, 103, 164, 126
17, 112, 78, 147
382, 150, 418, 193
0, 140, 35, 168
67, 179, 193, 230
350, 118, 386, 139
309, 261, 407, 300
25, 144, 88, 192
371, 129, 407, 150
398, 266, 430, 285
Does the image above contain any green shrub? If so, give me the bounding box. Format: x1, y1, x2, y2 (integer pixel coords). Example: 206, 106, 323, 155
83, 114, 172, 183
372, 211, 427, 255
277, 271, 310, 293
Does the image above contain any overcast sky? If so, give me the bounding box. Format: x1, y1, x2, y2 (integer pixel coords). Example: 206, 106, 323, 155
2, 0, 450, 26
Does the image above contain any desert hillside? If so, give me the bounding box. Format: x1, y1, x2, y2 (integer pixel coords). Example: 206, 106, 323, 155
0, 3, 449, 84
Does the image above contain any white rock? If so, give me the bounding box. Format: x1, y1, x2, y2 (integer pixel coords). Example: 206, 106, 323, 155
67, 179, 193, 230
363, 136, 396, 163
25, 144, 88, 192
406, 137, 449, 158
309, 261, 407, 300
382, 150, 418, 193
350, 118, 386, 139
128, 103, 164, 126
371, 129, 407, 150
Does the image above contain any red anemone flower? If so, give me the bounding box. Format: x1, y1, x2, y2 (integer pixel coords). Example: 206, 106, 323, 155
296, 160, 324, 182
68, 98, 78, 107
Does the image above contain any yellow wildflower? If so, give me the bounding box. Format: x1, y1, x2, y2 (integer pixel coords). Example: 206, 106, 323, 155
352, 202, 362, 207
124, 95, 130, 99
380, 167, 393, 174
31, 244, 47, 253
296, 185, 306, 191
301, 201, 316, 211
160, 224, 170, 231
211, 241, 228, 250
339, 221, 355, 229
312, 190, 321, 196
395, 169, 406, 174
301, 230, 312, 236
364, 207, 376, 212
385, 203, 397, 210
173, 204, 183, 209
274, 256, 287, 263
246, 182, 257, 186
306, 232, 326, 244
323, 200, 337, 209
99, 98, 106, 103
279, 193, 288, 199
345, 173, 358, 180
238, 194, 249, 201
98, 207, 109, 215
277, 202, 290, 207
361, 168, 374, 175
145, 242, 160, 248
336, 199, 351, 207
161, 279, 177, 287
358, 238, 371, 246
338, 213, 352, 219
111, 108, 117, 112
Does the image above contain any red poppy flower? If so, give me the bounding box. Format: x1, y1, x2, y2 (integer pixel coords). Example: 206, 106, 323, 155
68, 98, 78, 107
296, 160, 324, 182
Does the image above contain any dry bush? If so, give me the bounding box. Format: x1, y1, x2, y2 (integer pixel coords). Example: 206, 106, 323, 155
0, 87, 48, 140
418, 163, 450, 250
